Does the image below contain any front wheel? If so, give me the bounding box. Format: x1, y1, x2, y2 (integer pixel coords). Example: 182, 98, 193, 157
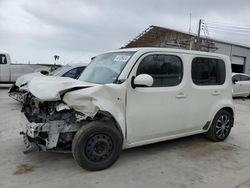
206, 110, 233, 141
72, 121, 122, 171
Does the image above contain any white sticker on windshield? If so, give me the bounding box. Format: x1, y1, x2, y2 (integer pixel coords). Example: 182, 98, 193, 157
114, 55, 131, 62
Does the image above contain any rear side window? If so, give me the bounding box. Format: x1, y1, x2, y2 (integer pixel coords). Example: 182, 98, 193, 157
62, 67, 85, 79
136, 54, 183, 87
240, 75, 250, 81
192, 57, 226, 85
0, 54, 7, 64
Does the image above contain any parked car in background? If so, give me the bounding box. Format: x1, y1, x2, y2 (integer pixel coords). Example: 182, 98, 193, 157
9, 63, 87, 102
48, 63, 87, 79
232, 73, 250, 97
0, 53, 59, 83
20, 48, 234, 171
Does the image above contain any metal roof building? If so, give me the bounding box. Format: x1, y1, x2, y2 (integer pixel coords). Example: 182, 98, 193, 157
122, 25, 250, 74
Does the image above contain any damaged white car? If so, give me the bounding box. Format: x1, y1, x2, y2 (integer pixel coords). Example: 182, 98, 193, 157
21, 48, 234, 171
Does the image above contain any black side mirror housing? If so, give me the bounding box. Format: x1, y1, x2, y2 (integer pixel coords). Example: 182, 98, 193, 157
40, 70, 49, 75
232, 80, 237, 84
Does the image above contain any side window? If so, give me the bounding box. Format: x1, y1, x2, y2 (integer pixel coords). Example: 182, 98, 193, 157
192, 57, 226, 85
240, 75, 250, 81
136, 54, 183, 87
0, 54, 7, 64
76, 67, 86, 78
232, 75, 241, 82
62, 68, 79, 79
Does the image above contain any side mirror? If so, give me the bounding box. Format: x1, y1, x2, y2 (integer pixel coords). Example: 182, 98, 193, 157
131, 74, 153, 88
40, 70, 49, 75
232, 79, 237, 84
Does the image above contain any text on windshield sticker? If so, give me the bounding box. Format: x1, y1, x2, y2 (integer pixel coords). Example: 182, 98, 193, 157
114, 55, 131, 62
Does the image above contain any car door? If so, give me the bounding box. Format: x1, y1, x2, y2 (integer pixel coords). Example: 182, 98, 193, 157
0, 54, 10, 82
240, 75, 250, 96
232, 74, 242, 96
126, 53, 188, 144
189, 57, 226, 130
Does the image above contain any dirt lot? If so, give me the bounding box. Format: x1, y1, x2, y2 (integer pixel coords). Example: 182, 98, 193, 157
0, 85, 250, 188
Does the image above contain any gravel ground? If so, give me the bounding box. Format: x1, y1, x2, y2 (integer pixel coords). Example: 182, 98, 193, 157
0, 85, 250, 188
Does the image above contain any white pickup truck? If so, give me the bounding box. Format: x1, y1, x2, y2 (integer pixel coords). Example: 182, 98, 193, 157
0, 53, 58, 83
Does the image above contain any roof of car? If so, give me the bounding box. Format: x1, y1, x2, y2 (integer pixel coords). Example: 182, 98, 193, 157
108, 47, 230, 59
66, 63, 89, 68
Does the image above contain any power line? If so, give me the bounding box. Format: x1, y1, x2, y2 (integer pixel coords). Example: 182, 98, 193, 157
204, 20, 250, 29
206, 24, 250, 32
202, 20, 250, 36
207, 27, 250, 35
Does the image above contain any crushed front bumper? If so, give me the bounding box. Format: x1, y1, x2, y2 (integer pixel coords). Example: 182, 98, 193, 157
20, 132, 39, 154
20, 114, 46, 153
20, 113, 80, 154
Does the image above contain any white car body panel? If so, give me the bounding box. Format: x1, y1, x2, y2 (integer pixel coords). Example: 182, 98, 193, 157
24, 48, 234, 149
28, 76, 97, 101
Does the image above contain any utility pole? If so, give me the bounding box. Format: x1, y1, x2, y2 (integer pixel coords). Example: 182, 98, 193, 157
197, 19, 202, 50
189, 13, 192, 33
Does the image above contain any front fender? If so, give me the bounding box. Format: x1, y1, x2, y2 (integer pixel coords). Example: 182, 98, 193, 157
62, 83, 127, 144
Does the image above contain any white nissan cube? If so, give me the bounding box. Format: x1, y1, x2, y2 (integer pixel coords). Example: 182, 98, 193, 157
21, 48, 234, 171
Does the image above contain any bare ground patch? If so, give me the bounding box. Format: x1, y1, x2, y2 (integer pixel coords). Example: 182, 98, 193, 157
177, 141, 238, 160
13, 164, 37, 175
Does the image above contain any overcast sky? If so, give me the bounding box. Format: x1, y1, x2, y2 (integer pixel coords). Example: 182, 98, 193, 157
1, 0, 250, 64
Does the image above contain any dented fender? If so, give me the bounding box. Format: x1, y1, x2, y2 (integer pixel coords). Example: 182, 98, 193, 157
63, 83, 127, 140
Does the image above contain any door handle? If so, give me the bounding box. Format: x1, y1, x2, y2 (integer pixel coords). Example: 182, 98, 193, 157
212, 90, 220, 96
175, 92, 186, 99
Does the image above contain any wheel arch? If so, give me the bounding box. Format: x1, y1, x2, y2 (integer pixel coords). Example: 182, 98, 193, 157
220, 107, 234, 118
208, 105, 234, 130
93, 110, 125, 142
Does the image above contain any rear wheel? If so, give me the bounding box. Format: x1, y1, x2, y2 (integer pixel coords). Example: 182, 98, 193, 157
72, 121, 122, 171
206, 110, 233, 141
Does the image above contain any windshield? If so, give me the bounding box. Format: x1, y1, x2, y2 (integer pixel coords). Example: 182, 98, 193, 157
49, 65, 71, 76
78, 52, 135, 84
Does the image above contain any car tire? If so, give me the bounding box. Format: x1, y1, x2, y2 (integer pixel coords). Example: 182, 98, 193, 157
206, 110, 233, 141
72, 121, 122, 171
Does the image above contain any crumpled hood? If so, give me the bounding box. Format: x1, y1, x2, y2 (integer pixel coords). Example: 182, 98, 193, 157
16, 72, 44, 88
28, 76, 98, 101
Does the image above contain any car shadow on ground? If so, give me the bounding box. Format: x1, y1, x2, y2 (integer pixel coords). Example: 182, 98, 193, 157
119, 133, 236, 161
20, 133, 237, 172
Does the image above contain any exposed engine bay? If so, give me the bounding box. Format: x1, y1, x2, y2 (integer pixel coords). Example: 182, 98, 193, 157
21, 93, 86, 153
